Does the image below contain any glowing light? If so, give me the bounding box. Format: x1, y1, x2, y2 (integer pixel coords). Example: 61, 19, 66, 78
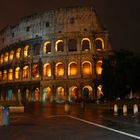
10, 50, 14, 61
15, 67, 20, 80
4, 52, 8, 62
43, 63, 51, 77
96, 60, 103, 75
55, 62, 64, 76
8, 69, 13, 80
44, 41, 51, 54
23, 66, 29, 78
82, 61, 92, 75
95, 38, 104, 50
24, 45, 30, 57
68, 62, 78, 76
81, 38, 91, 51
16, 48, 21, 59
55, 40, 64, 52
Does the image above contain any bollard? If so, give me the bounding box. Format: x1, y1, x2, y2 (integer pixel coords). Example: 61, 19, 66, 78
133, 104, 138, 115
64, 103, 70, 113
123, 105, 127, 116
2, 106, 10, 126
114, 104, 118, 115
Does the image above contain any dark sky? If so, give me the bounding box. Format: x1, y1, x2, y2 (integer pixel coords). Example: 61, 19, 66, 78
0, 0, 140, 52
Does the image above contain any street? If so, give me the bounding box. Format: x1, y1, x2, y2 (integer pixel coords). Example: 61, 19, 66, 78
0, 103, 140, 140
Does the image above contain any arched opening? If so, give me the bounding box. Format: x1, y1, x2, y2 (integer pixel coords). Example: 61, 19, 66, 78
23, 66, 30, 79
82, 61, 92, 76
24, 45, 30, 57
44, 41, 51, 54
8, 69, 13, 81
81, 38, 91, 51
8, 89, 13, 101
33, 43, 40, 55
32, 64, 40, 78
9, 50, 14, 61
56, 87, 65, 103
16, 48, 21, 59
34, 87, 40, 101
96, 60, 103, 75
82, 85, 93, 101
68, 39, 77, 52
42, 87, 52, 102
69, 86, 79, 102
15, 67, 20, 80
95, 38, 104, 51
0, 54, 4, 64
55, 62, 64, 77
55, 40, 64, 52
68, 62, 78, 76
3, 70, 7, 81
4, 52, 8, 62
97, 85, 103, 100
43, 63, 51, 77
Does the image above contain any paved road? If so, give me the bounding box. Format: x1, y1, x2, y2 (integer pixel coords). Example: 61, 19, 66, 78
0, 103, 140, 140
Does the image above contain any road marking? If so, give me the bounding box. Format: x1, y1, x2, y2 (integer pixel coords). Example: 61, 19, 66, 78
68, 115, 140, 140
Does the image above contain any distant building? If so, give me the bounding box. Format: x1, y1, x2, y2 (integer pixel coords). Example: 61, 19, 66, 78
0, 6, 112, 103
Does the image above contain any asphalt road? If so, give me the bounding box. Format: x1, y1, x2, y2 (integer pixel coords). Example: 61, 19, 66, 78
0, 103, 140, 140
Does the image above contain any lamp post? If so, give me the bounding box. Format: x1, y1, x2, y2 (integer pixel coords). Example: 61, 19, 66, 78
92, 54, 98, 104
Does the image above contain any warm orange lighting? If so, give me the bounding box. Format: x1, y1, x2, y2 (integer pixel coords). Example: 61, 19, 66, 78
81, 38, 91, 51
23, 66, 29, 78
8, 69, 13, 80
4, 52, 8, 62
68, 62, 78, 76
32, 64, 40, 78
24, 45, 30, 57
55, 40, 64, 52
3, 70, 7, 80
0, 71, 2, 81
95, 38, 104, 50
43, 63, 51, 77
56, 87, 65, 100
82, 61, 92, 75
16, 48, 21, 59
44, 41, 51, 54
0, 54, 4, 64
15, 67, 20, 80
10, 50, 14, 61
96, 60, 103, 75
55, 62, 64, 76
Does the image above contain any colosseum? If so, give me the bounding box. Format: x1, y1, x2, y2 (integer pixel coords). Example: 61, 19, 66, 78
0, 6, 112, 104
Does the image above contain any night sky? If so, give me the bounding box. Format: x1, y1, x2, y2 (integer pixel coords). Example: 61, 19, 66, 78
0, 0, 140, 52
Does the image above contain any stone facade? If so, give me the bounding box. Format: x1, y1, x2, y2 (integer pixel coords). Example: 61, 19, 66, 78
0, 6, 112, 103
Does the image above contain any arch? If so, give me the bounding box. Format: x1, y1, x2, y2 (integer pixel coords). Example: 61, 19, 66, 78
15, 67, 20, 80
55, 62, 64, 77
33, 43, 40, 55
9, 50, 14, 61
81, 38, 91, 51
82, 85, 93, 101
44, 41, 51, 54
97, 85, 103, 100
34, 87, 40, 101
56, 86, 65, 103
8, 69, 13, 81
68, 39, 77, 52
42, 87, 52, 102
3, 70, 7, 81
68, 62, 78, 76
4, 52, 9, 62
82, 61, 92, 76
69, 86, 78, 102
96, 60, 103, 75
43, 63, 51, 77
32, 64, 40, 78
8, 89, 13, 101
23, 65, 30, 79
55, 40, 64, 52
16, 48, 21, 59
0, 54, 4, 64
95, 38, 105, 50
24, 45, 30, 57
